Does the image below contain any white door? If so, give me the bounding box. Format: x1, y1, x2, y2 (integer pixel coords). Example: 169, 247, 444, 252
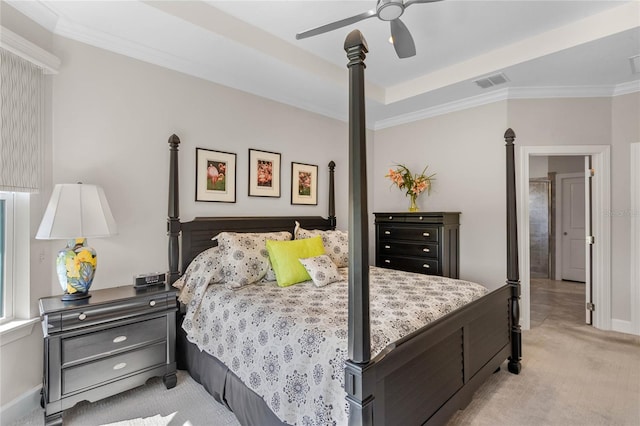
584, 157, 593, 324
561, 176, 586, 282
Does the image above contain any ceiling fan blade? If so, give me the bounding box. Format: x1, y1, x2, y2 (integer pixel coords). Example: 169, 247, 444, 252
390, 19, 416, 58
296, 10, 377, 40
405, 0, 443, 9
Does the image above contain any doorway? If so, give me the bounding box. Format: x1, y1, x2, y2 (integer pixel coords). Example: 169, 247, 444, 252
518, 145, 611, 332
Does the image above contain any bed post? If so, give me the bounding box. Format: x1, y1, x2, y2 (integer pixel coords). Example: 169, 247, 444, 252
505, 128, 522, 374
168, 134, 181, 285
328, 160, 336, 229
343, 29, 374, 426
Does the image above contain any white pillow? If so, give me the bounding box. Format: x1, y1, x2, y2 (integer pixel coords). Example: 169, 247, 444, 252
216, 231, 292, 289
296, 227, 348, 267
175, 246, 225, 306
299, 254, 342, 287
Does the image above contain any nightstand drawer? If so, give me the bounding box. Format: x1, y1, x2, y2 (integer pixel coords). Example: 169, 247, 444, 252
56, 295, 171, 332
62, 316, 167, 366
62, 341, 166, 395
378, 225, 439, 242
378, 256, 439, 275
378, 241, 439, 258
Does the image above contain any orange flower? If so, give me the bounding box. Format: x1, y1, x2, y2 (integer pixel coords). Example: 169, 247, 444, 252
385, 164, 435, 198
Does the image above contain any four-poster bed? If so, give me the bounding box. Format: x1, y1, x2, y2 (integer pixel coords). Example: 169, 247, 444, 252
168, 29, 520, 426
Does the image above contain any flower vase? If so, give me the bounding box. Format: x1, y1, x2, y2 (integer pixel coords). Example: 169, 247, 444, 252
56, 238, 97, 300
409, 194, 419, 212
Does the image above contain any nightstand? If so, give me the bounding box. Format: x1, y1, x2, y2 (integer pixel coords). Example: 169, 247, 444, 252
39, 284, 177, 426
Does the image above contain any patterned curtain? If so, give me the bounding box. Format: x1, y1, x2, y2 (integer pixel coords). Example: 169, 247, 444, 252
0, 47, 44, 192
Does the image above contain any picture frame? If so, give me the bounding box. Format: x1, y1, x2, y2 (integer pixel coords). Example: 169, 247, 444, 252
248, 149, 281, 198
195, 148, 236, 203
291, 162, 318, 205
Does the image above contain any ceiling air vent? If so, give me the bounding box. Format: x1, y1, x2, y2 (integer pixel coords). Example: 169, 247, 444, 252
473, 72, 509, 89
629, 54, 640, 74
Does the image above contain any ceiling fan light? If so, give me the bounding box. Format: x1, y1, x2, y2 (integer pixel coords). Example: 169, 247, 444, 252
378, 0, 404, 21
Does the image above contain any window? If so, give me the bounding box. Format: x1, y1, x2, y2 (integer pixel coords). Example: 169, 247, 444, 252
0, 192, 15, 323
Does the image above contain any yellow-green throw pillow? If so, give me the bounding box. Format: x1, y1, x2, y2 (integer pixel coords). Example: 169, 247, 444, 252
266, 236, 325, 287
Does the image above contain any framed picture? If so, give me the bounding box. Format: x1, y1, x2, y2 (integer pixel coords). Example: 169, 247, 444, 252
195, 148, 236, 203
291, 162, 318, 205
248, 149, 281, 197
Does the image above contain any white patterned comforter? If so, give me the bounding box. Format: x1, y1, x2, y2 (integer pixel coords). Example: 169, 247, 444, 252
181, 267, 488, 425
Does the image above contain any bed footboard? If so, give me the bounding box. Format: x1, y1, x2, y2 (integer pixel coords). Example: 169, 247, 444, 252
345, 285, 511, 425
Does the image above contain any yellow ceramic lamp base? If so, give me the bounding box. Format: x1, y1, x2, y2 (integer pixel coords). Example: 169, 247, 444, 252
56, 238, 97, 301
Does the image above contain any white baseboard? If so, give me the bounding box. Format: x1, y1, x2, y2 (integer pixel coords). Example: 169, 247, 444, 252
611, 319, 637, 335
0, 385, 42, 424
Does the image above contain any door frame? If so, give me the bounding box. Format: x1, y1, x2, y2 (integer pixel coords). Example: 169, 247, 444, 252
518, 145, 611, 331
631, 143, 640, 335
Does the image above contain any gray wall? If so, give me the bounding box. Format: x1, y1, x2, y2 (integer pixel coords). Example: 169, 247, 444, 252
2, 1, 638, 413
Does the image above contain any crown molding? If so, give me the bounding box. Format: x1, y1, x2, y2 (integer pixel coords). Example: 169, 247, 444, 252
0, 26, 60, 73
374, 89, 510, 130
613, 80, 640, 97
373, 81, 640, 130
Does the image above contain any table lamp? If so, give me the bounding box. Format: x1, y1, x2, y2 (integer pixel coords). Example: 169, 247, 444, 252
36, 183, 117, 300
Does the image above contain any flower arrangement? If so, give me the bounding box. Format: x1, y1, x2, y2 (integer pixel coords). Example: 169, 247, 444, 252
385, 164, 435, 211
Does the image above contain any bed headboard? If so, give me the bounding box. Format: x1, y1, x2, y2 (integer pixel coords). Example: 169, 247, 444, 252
167, 135, 336, 283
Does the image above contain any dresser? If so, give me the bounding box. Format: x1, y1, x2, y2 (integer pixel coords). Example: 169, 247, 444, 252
375, 212, 460, 278
39, 285, 177, 426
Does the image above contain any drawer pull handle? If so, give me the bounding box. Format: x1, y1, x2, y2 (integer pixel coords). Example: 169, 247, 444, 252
113, 336, 127, 343
419, 216, 423, 220
423, 248, 430, 253
388, 216, 393, 220
149, 300, 156, 307
384, 231, 391, 235
423, 264, 430, 269
384, 259, 391, 264
113, 362, 127, 370
384, 245, 391, 249
78, 313, 87, 321
423, 232, 430, 237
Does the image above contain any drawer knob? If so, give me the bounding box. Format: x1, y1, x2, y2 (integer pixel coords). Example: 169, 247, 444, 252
384, 231, 391, 235
419, 216, 423, 220
423, 232, 430, 237
423, 248, 430, 253
384, 245, 391, 249
384, 259, 391, 264
388, 216, 393, 220
113, 362, 127, 370
78, 313, 87, 321
423, 264, 430, 269
113, 336, 127, 343
149, 300, 156, 307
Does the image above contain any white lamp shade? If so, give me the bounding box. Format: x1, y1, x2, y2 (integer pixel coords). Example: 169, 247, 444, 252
36, 183, 118, 239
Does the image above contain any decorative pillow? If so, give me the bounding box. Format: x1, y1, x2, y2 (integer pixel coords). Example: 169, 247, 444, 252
296, 227, 349, 267
266, 236, 325, 287
175, 246, 225, 306
299, 254, 342, 287
217, 231, 292, 289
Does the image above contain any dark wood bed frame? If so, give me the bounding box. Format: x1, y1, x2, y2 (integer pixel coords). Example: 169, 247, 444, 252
167, 29, 521, 426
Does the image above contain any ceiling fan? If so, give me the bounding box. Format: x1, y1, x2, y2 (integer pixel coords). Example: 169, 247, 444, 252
295, 0, 443, 59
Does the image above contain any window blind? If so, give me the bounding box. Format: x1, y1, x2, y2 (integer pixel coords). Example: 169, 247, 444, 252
0, 47, 44, 192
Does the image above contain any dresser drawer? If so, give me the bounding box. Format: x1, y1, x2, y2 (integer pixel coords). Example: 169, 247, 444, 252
61, 316, 167, 366
378, 256, 439, 275
62, 341, 166, 395
378, 241, 439, 258
378, 225, 439, 243
375, 214, 406, 223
